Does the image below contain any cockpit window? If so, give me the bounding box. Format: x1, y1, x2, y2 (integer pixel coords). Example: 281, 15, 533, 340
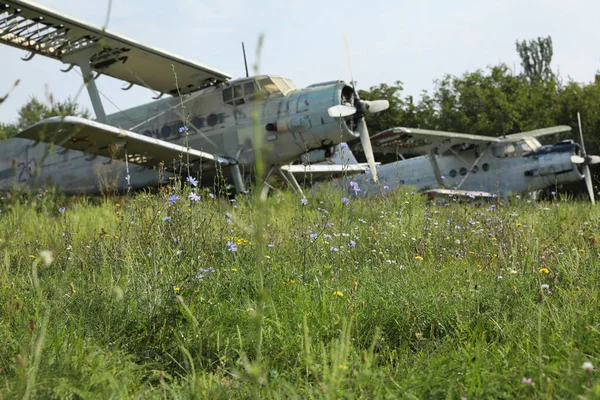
492, 143, 517, 158
223, 76, 295, 106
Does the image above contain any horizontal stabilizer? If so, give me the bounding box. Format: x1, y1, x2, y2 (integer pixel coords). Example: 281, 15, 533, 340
16, 116, 230, 168
423, 188, 493, 198
281, 163, 372, 179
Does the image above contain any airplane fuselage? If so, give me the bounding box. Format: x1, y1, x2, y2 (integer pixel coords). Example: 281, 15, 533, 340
0, 76, 358, 193
343, 140, 586, 197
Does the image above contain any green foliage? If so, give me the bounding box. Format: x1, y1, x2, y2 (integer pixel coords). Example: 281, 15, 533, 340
0, 186, 599, 397
1, 97, 90, 138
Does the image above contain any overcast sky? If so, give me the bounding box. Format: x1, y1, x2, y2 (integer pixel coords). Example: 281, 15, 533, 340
1, 0, 598, 123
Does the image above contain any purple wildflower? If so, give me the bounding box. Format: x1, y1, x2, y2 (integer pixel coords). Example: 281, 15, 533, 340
349, 181, 360, 194
209, 193, 215, 199
383, 185, 390, 190
341, 197, 350, 205
226, 241, 237, 252
168, 194, 180, 203
348, 240, 356, 248
189, 192, 201, 202
186, 176, 198, 187
309, 233, 318, 240
301, 198, 308, 206
162, 216, 171, 222
268, 243, 275, 248
324, 234, 332, 239
330, 246, 339, 252
58, 207, 66, 214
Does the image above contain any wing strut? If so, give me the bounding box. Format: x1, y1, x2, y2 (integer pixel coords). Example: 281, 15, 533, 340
428, 149, 445, 188
457, 145, 490, 190
62, 47, 107, 123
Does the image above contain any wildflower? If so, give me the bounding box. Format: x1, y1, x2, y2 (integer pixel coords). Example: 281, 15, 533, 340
231, 268, 237, 272
186, 176, 198, 187
29, 255, 36, 259
348, 240, 356, 248
226, 212, 232, 218
539, 267, 550, 274
226, 241, 238, 252
516, 223, 522, 228
330, 246, 339, 252
58, 207, 66, 214
350, 181, 360, 194
301, 198, 308, 206
309, 233, 318, 240
173, 287, 181, 294
189, 192, 201, 202
353, 280, 358, 289
168, 194, 180, 203
324, 234, 332, 239
383, 185, 390, 190
579, 249, 585, 254
209, 193, 215, 199
341, 197, 350, 205
521, 377, 534, 386
541, 284, 550, 291
333, 291, 344, 297
115, 203, 121, 207
414, 255, 424, 261
162, 216, 171, 222
491, 237, 497, 241
268, 243, 275, 248
582, 361, 594, 372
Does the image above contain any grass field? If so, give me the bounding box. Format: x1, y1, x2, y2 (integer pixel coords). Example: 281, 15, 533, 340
1, 183, 599, 398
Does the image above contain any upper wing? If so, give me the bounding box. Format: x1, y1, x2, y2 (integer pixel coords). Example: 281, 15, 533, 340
370, 127, 498, 155
16, 116, 231, 168
0, 0, 231, 95
371, 126, 573, 155
503, 125, 572, 140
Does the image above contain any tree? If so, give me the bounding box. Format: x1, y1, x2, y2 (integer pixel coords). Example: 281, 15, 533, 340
0, 97, 89, 140
515, 36, 554, 82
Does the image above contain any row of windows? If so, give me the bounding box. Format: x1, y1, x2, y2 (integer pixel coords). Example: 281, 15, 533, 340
221, 77, 295, 106
447, 163, 490, 178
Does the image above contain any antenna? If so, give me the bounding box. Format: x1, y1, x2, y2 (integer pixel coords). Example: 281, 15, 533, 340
242, 42, 249, 78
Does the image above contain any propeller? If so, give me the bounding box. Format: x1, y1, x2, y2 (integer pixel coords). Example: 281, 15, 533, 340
325, 36, 390, 183
577, 112, 597, 205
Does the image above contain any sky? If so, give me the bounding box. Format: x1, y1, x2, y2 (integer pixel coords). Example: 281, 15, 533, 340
0, 0, 599, 123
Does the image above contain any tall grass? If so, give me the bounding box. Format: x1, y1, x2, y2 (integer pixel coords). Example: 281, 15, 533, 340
0, 186, 598, 398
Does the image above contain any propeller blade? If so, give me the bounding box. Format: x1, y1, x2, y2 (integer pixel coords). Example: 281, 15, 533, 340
586, 155, 600, 165
327, 104, 356, 118
578, 112, 587, 154
362, 100, 390, 114
584, 165, 595, 205
571, 155, 585, 164
356, 117, 378, 183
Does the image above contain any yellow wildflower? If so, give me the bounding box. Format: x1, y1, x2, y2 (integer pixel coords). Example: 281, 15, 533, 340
333, 291, 344, 297
353, 280, 358, 289
173, 287, 181, 293
469, 251, 475, 255
516, 223, 522, 228
414, 255, 424, 261
289, 279, 295, 285
337, 364, 348, 370
29, 255, 36, 259
491, 237, 497, 241
579, 249, 585, 254
231, 268, 237, 272
115, 203, 121, 207
539, 267, 550, 274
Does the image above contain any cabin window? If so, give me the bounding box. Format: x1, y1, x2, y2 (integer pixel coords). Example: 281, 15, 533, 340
449, 169, 457, 178
482, 163, 490, 172
459, 167, 467, 176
